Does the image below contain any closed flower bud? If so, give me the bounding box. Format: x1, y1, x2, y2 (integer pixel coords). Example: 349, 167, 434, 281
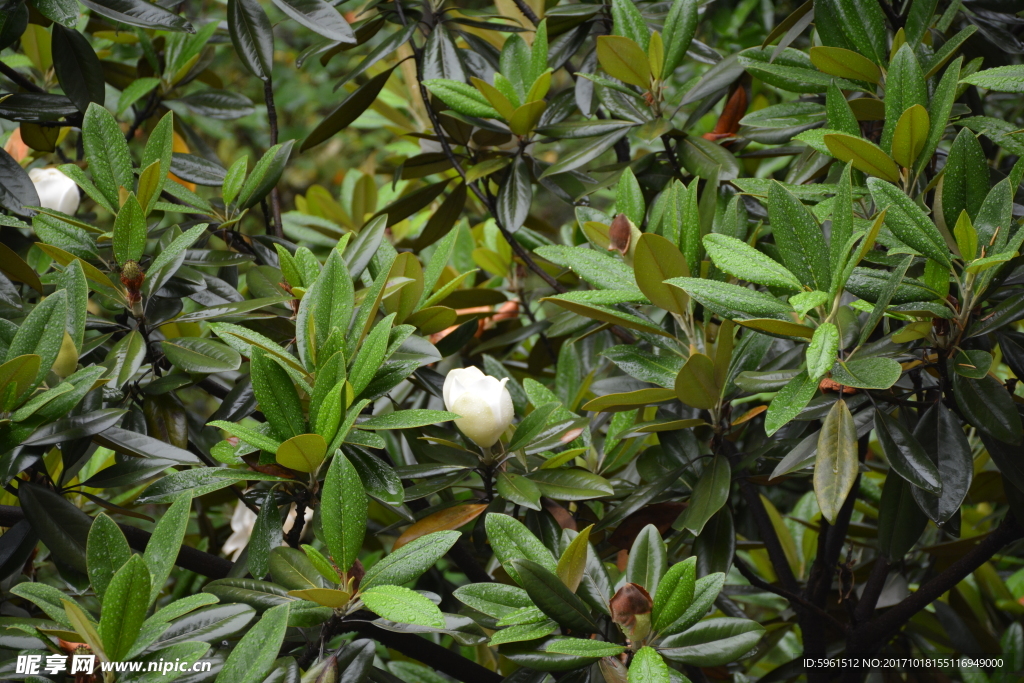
443, 366, 514, 449
28, 167, 80, 215
609, 582, 653, 642
608, 213, 633, 255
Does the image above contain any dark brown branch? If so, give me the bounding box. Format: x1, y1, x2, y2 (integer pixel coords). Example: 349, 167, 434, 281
737, 476, 801, 593
0, 504, 233, 578
263, 79, 283, 238
510, 0, 540, 26
0, 61, 45, 93
852, 556, 890, 624
854, 516, 1023, 652
734, 556, 847, 634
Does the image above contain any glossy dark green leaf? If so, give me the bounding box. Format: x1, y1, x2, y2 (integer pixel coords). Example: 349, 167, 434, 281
99, 554, 152, 661
361, 530, 460, 590
82, 103, 134, 209
626, 524, 668, 594
666, 277, 793, 321
765, 181, 830, 289
910, 402, 972, 525
214, 603, 289, 683
658, 617, 765, 666
270, 0, 354, 44
268, 547, 322, 591
485, 513, 556, 584
23, 408, 126, 446
881, 45, 927, 151
764, 370, 818, 435
510, 559, 599, 633
953, 373, 1023, 445
874, 409, 941, 494
675, 455, 731, 536
941, 128, 988, 231
153, 603, 255, 648
0, 147, 40, 216
250, 347, 305, 440
496, 156, 532, 233
86, 513, 131, 601
829, 356, 901, 390
496, 472, 543, 511
143, 493, 192, 606
228, 0, 274, 82
80, 0, 195, 32
694, 506, 735, 577
51, 26, 104, 113
237, 140, 295, 209
322, 451, 367, 572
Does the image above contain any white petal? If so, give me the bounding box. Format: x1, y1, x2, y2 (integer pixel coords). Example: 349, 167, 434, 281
443, 367, 485, 409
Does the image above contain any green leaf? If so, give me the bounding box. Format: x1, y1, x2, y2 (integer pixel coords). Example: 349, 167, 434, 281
496, 472, 543, 511
86, 513, 131, 602
529, 468, 614, 500
81, 102, 134, 208
874, 408, 942, 494
891, 104, 929, 168
160, 337, 242, 373
675, 456, 731, 536
666, 277, 793, 321
348, 313, 395, 398
138, 468, 285, 504
454, 583, 533, 619
659, 572, 725, 637
236, 140, 295, 210
809, 46, 881, 83
961, 65, 1024, 93
228, 0, 273, 81
99, 554, 152, 661
652, 557, 696, 632
10, 583, 75, 628
703, 233, 802, 291
542, 638, 623, 659
301, 67, 398, 152
143, 493, 192, 607
250, 347, 305, 440
829, 356, 902, 389
673, 353, 717, 410
358, 409, 457, 430
626, 523, 667, 593
941, 128, 988, 232
511, 559, 599, 633
611, 0, 650, 51
495, 156, 532, 233
868, 178, 951, 267
276, 433, 328, 473
765, 182, 831, 289
910, 402, 972, 525
617, 168, 645, 227
18, 482, 91, 573
659, 617, 765, 666
806, 322, 839, 382
764, 369, 818, 436
51, 25, 104, 113
485, 513, 556, 584
322, 451, 367, 571
953, 373, 1023, 445
360, 585, 444, 627
6, 290, 67, 391
0, 354, 41, 411
877, 473, 928, 560
633, 233, 691, 315
882, 45, 928, 151
269, 0, 353, 43
214, 603, 290, 683
596, 35, 651, 89
814, 399, 858, 524
916, 58, 961, 176
112, 193, 146, 266
628, 646, 670, 683
361, 530, 461, 590
423, 79, 500, 118
823, 133, 900, 182
80, 0, 194, 32
859, 254, 913, 346
556, 524, 592, 593
661, 0, 699, 77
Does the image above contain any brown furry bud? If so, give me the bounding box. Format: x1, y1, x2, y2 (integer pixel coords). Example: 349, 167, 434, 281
609, 582, 653, 642
608, 214, 633, 255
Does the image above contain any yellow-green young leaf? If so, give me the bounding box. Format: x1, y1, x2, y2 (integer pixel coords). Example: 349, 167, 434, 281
276, 433, 328, 473
405, 306, 457, 334
527, 70, 552, 102
651, 556, 696, 632
470, 77, 515, 120
759, 494, 800, 576
736, 318, 815, 339
674, 353, 718, 410
556, 525, 593, 592
824, 133, 900, 182
628, 646, 670, 683
287, 588, 351, 608
648, 31, 665, 79
301, 544, 343, 583
891, 104, 930, 168
633, 233, 690, 315
382, 253, 423, 325
0, 355, 41, 411
809, 46, 882, 84
508, 101, 547, 136
322, 452, 367, 572
806, 322, 839, 382
953, 210, 978, 260
62, 599, 107, 661
136, 160, 162, 216
814, 399, 859, 523
596, 35, 651, 89
360, 585, 445, 627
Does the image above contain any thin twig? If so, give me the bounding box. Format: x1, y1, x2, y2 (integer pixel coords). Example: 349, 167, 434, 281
263, 79, 284, 237
0, 62, 44, 93
510, 0, 540, 26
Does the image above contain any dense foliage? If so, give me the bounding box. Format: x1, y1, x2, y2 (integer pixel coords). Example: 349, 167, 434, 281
2, 0, 1024, 681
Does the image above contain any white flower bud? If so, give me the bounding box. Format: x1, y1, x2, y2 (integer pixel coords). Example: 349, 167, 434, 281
28, 167, 80, 215
443, 366, 514, 449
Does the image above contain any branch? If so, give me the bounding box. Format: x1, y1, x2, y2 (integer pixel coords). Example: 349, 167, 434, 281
852, 556, 890, 624
0, 504, 233, 578
263, 79, 284, 238
854, 516, 1023, 652
510, 0, 540, 26
734, 556, 847, 634
0, 62, 45, 93
736, 476, 801, 593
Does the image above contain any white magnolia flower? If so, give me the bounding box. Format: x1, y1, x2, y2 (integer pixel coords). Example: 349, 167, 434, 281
443, 366, 514, 449
221, 500, 313, 561
28, 167, 79, 215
